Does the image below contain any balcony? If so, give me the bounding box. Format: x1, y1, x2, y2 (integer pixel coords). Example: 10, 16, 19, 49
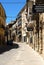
18, 23, 22, 26
18, 25, 22, 29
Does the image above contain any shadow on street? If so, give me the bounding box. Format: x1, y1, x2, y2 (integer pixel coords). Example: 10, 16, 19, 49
0, 40, 19, 54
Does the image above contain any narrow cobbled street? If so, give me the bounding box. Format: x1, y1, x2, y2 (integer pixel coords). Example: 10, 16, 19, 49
0, 42, 44, 65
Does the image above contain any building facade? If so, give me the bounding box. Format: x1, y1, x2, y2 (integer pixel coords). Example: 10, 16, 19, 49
26, 0, 44, 54
26, 0, 35, 46
12, 20, 17, 42
0, 3, 6, 45
5, 21, 16, 43
34, 0, 44, 53
17, 5, 28, 42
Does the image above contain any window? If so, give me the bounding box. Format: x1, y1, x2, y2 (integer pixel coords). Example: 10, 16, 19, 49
18, 20, 22, 26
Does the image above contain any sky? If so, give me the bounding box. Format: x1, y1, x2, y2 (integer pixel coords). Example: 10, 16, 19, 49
0, 0, 26, 24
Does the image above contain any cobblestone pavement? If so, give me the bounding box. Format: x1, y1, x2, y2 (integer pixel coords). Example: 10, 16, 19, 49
0, 42, 44, 65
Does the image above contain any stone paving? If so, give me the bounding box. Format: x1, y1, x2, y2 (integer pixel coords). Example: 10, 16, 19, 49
0, 42, 44, 65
